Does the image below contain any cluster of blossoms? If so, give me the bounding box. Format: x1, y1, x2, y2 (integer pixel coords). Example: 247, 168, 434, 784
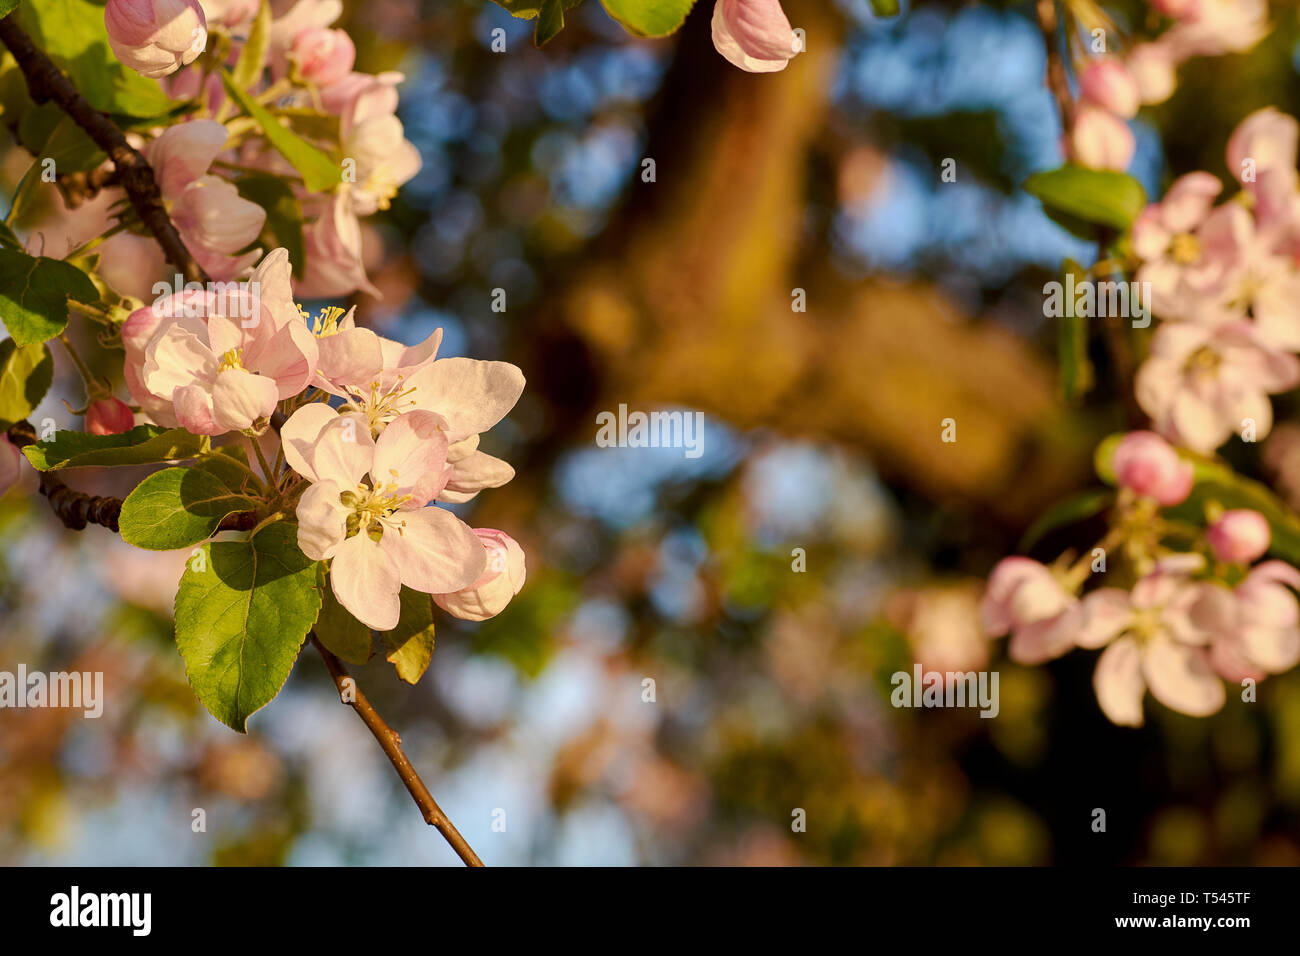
1068, 0, 1267, 170
115, 246, 528, 629
95, 0, 419, 294
984, 432, 1299, 727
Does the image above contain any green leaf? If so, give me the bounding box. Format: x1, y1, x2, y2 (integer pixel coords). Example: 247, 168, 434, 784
0, 219, 20, 249
598, 0, 695, 37
22, 424, 208, 470
380, 588, 436, 684
119, 464, 260, 551
1057, 258, 1094, 402
219, 67, 340, 193
0, 338, 54, 430
0, 1, 19, 19
535, 0, 566, 45
868, 0, 901, 15
1024, 164, 1147, 236
230, 0, 271, 90
235, 173, 305, 278
1018, 488, 1114, 551
20, 0, 180, 119
175, 521, 322, 731
0, 248, 98, 346
314, 578, 372, 665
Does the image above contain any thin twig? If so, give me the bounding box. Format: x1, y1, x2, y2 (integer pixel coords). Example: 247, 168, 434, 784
1036, 0, 1075, 144
311, 637, 486, 867
0, 12, 209, 284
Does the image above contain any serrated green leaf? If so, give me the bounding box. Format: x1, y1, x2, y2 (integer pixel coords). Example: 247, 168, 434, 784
219, 67, 340, 193
20, 0, 180, 119
120, 464, 260, 550
235, 173, 305, 278
0, 338, 53, 430
175, 521, 322, 731
22, 424, 208, 470
380, 587, 435, 684
231, 0, 271, 90
1019, 487, 1113, 551
0, 248, 98, 346
1024, 164, 1147, 235
315, 577, 372, 665
598, 0, 695, 37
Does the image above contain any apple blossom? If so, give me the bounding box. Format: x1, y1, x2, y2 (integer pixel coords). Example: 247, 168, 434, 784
1070, 105, 1135, 171
1079, 60, 1140, 119
979, 557, 1080, 664
293, 412, 486, 629
291, 28, 356, 87
1221, 561, 1300, 673
1206, 509, 1271, 564
86, 397, 137, 435
433, 529, 527, 622
1163, 0, 1268, 60
1135, 320, 1300, 454
711, 0, 800, 74
105, 0, 207, 79
1126, 43, 1178, 106
1111, 430, 1193, 506
1225, 106, 1299, 233
297, 194, 380, 299
1132, 172, 1224, 320
1077, 570, 1230, 725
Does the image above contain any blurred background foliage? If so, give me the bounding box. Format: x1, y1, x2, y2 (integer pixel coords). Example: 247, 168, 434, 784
2, 0, 1300, 864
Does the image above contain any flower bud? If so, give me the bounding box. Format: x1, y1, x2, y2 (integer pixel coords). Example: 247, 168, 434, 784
105, 0, 208, 79
1078, 59, 1140, 118
1112, 430, 1194, 506
1127, 43, 1177, 106
1070, 105, 1136, 171
433, 529, 526, 622
1207, 509, 1270, 564
292, 28, 356, 87
711, 0, 800, 73
86, 397, 137, 435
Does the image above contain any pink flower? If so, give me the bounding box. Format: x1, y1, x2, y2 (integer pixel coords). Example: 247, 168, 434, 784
1132, 172, 1224, 320
0, 435, 22, 496
1126, 43, 1178, 106
1207, 509, 1270, 563
1111, 430, 1194, 505
1210, 561, 1300, 678
106, 0, 207, 78
1196, 203, 1300, 347
1078, 569, 1229, 725
980, 557, 1080, 664
711, 0, 800, 74
1079, 60, 1140, 119
297, 194, 379, 299
147, 120, 267, 281
293, 411, 486, 629
1135, 321, 1300, 454
1069, 105, 1135, 171
433, 529, 527, 621
1164, 0, 1268, 59
319, 72, 421, 216
1225, 107, 1299, 235
86, 397, 137, 435
291, 28, 355, 86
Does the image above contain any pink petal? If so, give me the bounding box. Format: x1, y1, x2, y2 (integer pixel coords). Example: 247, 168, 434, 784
296, 479, 348, 560
281, 403, 339, 481
331, 532, 401, 630
309, 412, 374, 488
211, 367, 279, 432
1094, 636, 1146, 727
406, 357, 525, 442
370, 410, 449, 501
1142, 635, 1225, 717
379, 506, 486, 594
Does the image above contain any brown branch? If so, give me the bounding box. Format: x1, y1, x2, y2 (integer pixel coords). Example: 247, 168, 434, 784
311, 637, 486, 867
1036, 0, 1075, 144
0, 11, 209, 284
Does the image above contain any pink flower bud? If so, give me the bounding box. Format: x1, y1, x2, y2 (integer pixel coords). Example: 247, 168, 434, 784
711, 0, 800, 73
1127, 43, 1177, 106
1070, 105, 1136, 171
1112, 430, 1194, 506
1150, 0, 1201, 17
105, 0, 208, 79
1078, 60, 1140, 118
433, 529, 526, 622
1207, 510, 1270, 564
86, 397, 137, 435
0, 435, 22, 496
292, 28, 355, 87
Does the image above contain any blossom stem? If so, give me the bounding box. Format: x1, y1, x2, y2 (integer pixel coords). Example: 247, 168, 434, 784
311, 637, 486, 867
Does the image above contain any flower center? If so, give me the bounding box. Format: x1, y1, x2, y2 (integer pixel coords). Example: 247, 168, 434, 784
340, 479, 413, 540
218, 348, 244, 371
341, 379, 419, 436
307, 305, 348, 338
1183, 345, 1221, 382
1169, 232, 1200, 266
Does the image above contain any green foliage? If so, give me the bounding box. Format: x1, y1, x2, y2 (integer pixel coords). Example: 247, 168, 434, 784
0, 249, 98, 346
868, 0, 901, 16
235, 174, 306, 278
22, 424, 208, 470
381, 588, 436, 683
315, 578, 372, 665
219, 67, 340, 193
20, 0, 179, 118
0, 219, 19, 249
0, 1, 19, 19
598, 0, 696, 38
174, 522, 322, 731
1178, 461, 1300, 566
119, 463, 261, 551
1023, 164, 1147, 238
1018, 488, 1114, 551
230, 0, 271, 90
0, 338, 53, 430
